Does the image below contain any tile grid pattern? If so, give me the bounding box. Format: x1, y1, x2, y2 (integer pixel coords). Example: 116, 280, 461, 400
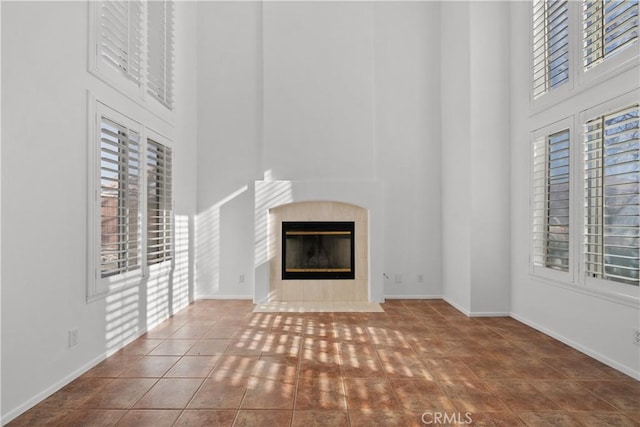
7, 299, 640, 426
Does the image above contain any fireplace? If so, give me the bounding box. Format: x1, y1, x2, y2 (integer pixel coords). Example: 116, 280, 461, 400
282, 221, 355, 280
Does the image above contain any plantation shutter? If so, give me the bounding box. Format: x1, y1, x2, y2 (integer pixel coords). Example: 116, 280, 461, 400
98, 1, 143, 84
147, 0, 175, 109
100, 117, 141, 278
147, 139, 173, 265
583, 0, 639, 69
532, 0, 570, 98
533, 129, 571, 271
585, 104, 640, 286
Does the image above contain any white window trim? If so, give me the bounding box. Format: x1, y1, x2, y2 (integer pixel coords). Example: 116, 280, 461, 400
88, 1, 146, 104
530, 116, 576, 284
87, 97, 143, 300
530, 0, 576, 111
87, 96, 175, 301
529, 97, 640, 306
87, 1, 175, 125
579, 0, 640, 89
577, 90, 640, 301
530, 0, 639, 114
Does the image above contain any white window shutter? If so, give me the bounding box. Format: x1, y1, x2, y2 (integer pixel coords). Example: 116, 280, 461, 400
584, 104, 640, 286
100, 117, 142, 278
532, 0, 570, 98
583, 0, 639, 70
147, 0, 175, 109
98, 1, 143, 84
147, 139, 173, 265
533, 129, 571, 271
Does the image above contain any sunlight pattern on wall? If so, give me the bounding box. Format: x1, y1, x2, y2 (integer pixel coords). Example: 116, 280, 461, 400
173, 214, 191, 308
254, 177, 293, 269
195, 186, 249, 296
105, 285, 141, 352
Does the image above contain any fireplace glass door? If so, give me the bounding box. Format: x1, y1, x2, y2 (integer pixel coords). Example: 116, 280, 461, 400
282, 221, 355, 280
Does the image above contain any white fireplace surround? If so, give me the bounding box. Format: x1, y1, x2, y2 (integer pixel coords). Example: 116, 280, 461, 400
254, 180, 384, 303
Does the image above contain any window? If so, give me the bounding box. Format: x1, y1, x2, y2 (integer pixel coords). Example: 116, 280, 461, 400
583, 0, 639, 70
147, 0, 175, 109
100, 116, 141, 278
147, 139, 173, 265
90, 0, 175, 111
584, 104, 639, 286
533, 128, 572, 272
533, 0, 570, 98
89, 102, 174, 299
97, 1, 143, 85
529, 0, 638, 297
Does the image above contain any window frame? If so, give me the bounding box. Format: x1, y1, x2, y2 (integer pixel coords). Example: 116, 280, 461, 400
146, 0, 175, 109
530, 117, 576, 284
579, 0, 640, 89
88, 0, 175, 122
578, 90, 640, 299
531, 1, 573, 98
145, 131, 174, 273
530, 0, 639, 113
530, 0, 576, 111
87, 98, 175, 301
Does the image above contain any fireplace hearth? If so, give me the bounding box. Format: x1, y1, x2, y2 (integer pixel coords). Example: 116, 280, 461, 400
282, 221, 355, 280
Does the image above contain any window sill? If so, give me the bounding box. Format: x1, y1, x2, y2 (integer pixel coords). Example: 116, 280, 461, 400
528, 272, 640, 309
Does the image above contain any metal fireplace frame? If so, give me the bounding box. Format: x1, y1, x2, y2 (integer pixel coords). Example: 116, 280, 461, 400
281, 221, 355, 280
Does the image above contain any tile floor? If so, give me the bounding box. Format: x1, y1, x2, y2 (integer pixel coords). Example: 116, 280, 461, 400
7, 299, 640, 426
252, 301, 384, 313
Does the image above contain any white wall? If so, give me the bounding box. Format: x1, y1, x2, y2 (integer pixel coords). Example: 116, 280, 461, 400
468, 2, 511, 314
1, 1, 199, 422
441, 1, 511, 315
263, 2, 375, 182
195, 2, 262, 299
509, 2, 640, 378
0, 1, 3, 418
374, 2, 443, 298
441, 1, 472, 311
195, 1, 443, 300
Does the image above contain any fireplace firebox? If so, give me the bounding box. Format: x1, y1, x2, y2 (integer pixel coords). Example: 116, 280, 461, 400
282, 221, 355, 280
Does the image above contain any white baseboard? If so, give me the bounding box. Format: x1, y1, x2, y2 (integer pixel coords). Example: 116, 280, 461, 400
468, 311, 511, 317
442, 296, 471, 316
2, 351, 108, 425
0, 304, 186, 426
1, 325, 156, 425
441, 297, 510, 317
511, 312, 640, 381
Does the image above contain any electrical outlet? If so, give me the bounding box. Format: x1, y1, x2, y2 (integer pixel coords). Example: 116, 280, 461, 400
239, 274, 245, 284
634, 330, 640, 346
394, 273, 402, 284
417, 274, 424, 283
68, 329, 79, 348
